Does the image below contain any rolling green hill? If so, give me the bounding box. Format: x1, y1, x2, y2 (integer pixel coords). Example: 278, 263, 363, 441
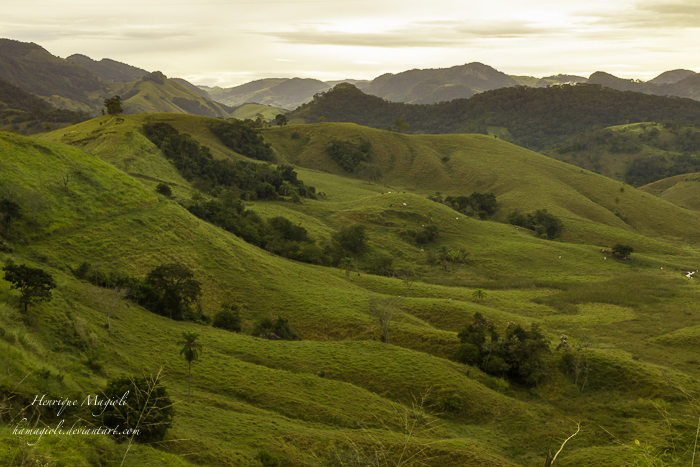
289, 83, 700, 151
114, 72, 234, 118
5, 116, 700, 466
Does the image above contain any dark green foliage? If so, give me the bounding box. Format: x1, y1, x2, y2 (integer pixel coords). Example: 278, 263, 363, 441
209, 119, 275, 161
212, 303, 242, 332
103, 95, 123, 116
625, 152, 700, 186
155, 183, 172, 197
252, 316, 301, 341
400, 224, 439, 245
333, 224, 368, 255
185, 198, 328, 265
455, 343, 480, 365
612, 244, 634, 259
291, 83, 700, 151
142, 121, 315, 200
2, 263, 56, 313
255, 449, 281, 467
0, 198, 22, 235
428, 192, 498, 219
0, 77, 89, 133
326, 140, 371, 172
367, 253, 394, 276
101, 375, 174, 443
274, 114, 288, 127
508, 209, 563, 239
456, 312, 550, 386
145, 263, 202, 321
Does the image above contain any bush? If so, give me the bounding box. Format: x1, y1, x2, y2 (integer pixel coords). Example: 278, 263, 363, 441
252, 316, 300, 341
255, 449, 280, 467
612, 243, 634, 259
508, 209, 563, 239
455, 343, 480, 365
155, 183, 173, 197
101, 374, 174, 443
212, 303, 242, 332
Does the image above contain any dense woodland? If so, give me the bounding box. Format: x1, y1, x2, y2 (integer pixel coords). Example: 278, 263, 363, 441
292, 83, 700, 150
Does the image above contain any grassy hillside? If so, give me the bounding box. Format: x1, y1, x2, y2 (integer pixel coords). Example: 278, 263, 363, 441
230, 103, 288, 121
6, 117, 700, 466
114, 72, 234, 118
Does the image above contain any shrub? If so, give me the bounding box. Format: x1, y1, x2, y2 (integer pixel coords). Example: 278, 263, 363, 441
252, 316, 300, 341
212, 303, 242, 332
612, 243, 634, 259
101, 374, 174, 443
455, 343, 480, 365
155, 183, 173, 197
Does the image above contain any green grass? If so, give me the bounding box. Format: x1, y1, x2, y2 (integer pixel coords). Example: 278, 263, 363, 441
6, 118, 700, 465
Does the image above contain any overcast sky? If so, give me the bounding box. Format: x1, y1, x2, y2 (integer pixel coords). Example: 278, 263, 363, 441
1, 0, 699, 88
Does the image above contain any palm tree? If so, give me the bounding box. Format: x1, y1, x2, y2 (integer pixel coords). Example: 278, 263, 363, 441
472, 288, 486, 304
437, 246, 450, 271
338, 257, 356, 279
179, 331, 202, 402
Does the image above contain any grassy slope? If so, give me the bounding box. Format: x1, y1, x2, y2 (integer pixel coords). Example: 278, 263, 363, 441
6, 117, 700, 465
115, 79, 233, 118
641, 172, 700, 212
230, 103, 288, 121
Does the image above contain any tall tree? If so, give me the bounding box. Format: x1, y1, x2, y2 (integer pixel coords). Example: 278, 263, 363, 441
275, 114, 288, 127
145, 263, 202, 320
104, 95, 123, 116
0, 199, 22, 235
2, 263, 56, 313
179, 331, 202, 402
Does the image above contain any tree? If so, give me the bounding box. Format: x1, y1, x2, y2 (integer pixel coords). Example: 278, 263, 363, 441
317, 116, 326, 123
368, 297, 401, 343
338, 257, 356, 279
275, 114, 288, 127
394, 118, 409, 133
212, 303, 242, 332
91, 286, 128, 330
0, 199, 21, 235
395, 269, 415, 298
2, 263, 56, 313
436, 246, 451, 271
333, 225, 368, 255
104, 95, 124, 116
472, 288, 486, 304
612, 243, 633, 259
101, 370, 174, 443
145, 263, 202, 320
179, 331, 202, 402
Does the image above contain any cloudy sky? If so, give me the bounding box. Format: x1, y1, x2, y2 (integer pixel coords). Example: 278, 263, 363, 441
1, 0, 699, 87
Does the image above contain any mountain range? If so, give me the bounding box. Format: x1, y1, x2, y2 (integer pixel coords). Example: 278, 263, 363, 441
2, 37, 699, 121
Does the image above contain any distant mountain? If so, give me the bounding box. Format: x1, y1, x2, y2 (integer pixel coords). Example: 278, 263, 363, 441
0, 38, 107, 112
362, 62, 513, 104
202, 77, 332, 109
114, 71, 234, 118
534, 74, 588, 87
67, 54, 148, 82
649, 69, 696, 85
290, 83, 700, 151
172, 78, 211, 99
